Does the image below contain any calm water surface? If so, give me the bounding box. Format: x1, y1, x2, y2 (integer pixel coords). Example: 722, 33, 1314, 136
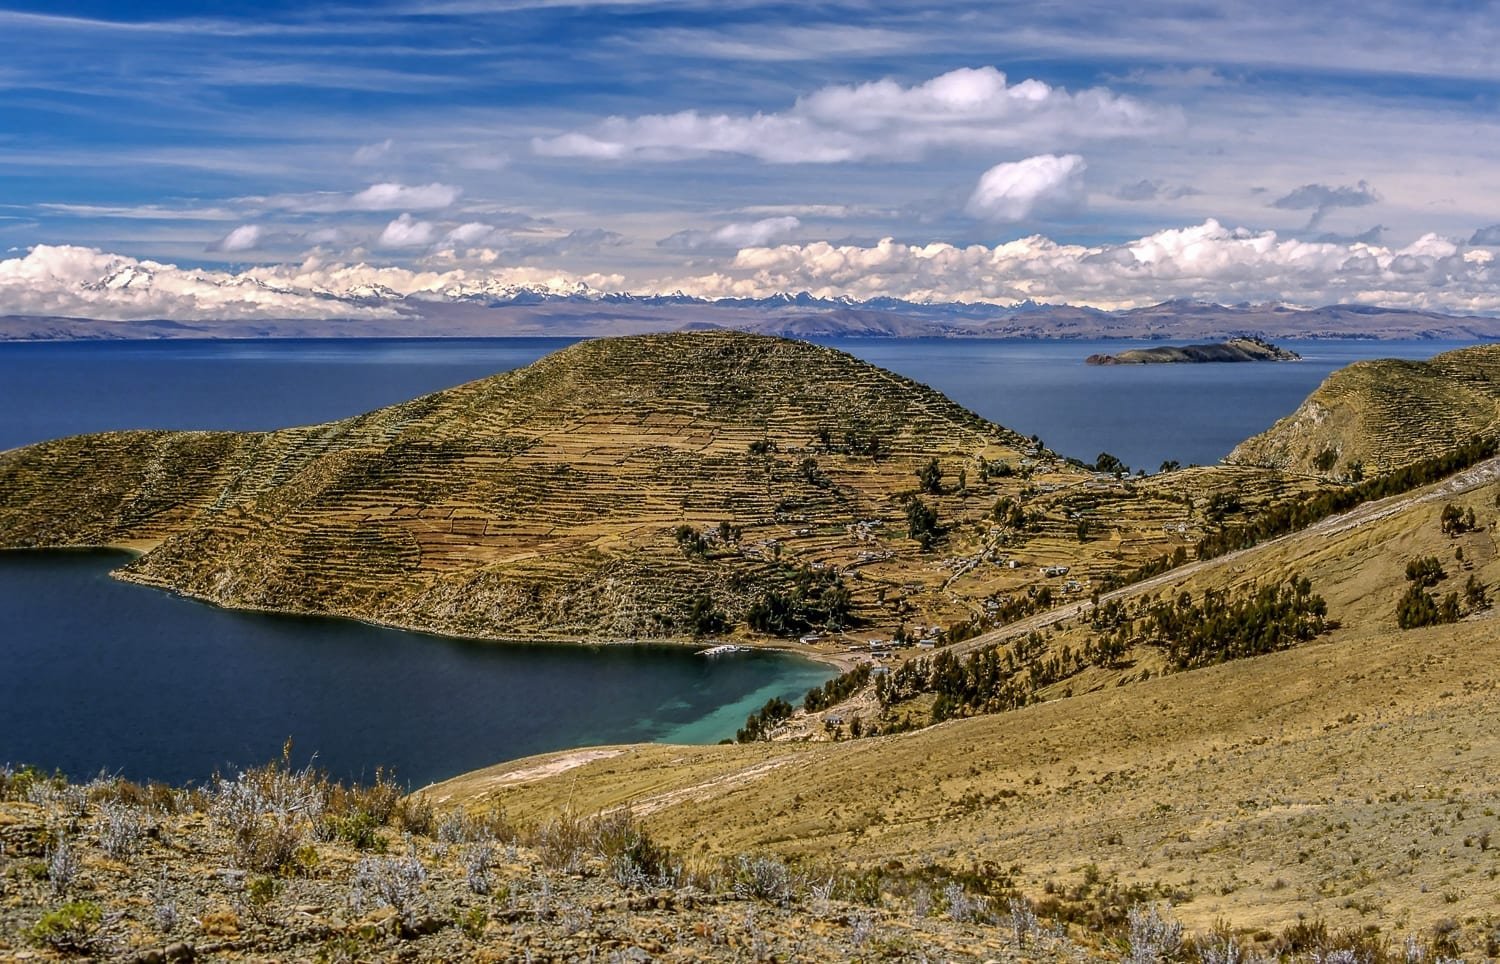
0, 551, 830, 786
0, 335, 1480, 784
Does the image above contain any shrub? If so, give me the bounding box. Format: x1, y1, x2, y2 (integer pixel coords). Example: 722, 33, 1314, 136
97, 799, 146, 858
1405, 555, 1446, 587
732, 854, 795, 905
348, 854, 427, 926
26, 901, 101, 953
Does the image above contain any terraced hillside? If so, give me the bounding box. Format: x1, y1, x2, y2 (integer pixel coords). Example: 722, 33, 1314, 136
1, 332, 1278, 647
433, 461, 1500, 946
1229, 342, 1500, 477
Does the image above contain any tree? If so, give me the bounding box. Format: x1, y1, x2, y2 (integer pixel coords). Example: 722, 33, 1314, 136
1093, 452, 1127, 476
906, 496, 941, 549
1158, 460, 1181, 474
1440, 502, 1477, 536
685, 594, 728, 635
916, 458, 944, 494
1404, 555, 1446, 588
1075, 517, 1091, 542
1396, 584, 1440, 629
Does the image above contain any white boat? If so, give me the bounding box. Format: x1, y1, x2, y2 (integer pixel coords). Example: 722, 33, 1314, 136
697, 643, 750, 657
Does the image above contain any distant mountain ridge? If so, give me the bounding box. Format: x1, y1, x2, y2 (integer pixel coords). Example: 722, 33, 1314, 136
4, 287, 1500, 341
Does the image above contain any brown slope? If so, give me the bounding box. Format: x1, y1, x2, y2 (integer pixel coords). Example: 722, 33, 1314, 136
4, 331, 1223, 646
1228, 342, 1500, 476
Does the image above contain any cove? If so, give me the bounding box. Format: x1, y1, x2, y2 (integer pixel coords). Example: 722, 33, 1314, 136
0, 551, 833, 788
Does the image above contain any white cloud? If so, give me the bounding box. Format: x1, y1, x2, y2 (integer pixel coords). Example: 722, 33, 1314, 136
966, 154, 1085, 221
351, 182, 462, 211
659, 216, 801, 251
6, 222, 1500, 325
534, 66, 1170, 164
352, 139, 393, 164
663, 220, 1500, 314
247, 182, 463, 214
209, 224, 263, 252
378, 213, 438, 248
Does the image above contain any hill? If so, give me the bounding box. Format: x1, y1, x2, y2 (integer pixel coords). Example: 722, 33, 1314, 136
1085, 336, 1299, 365
1228, 342, 1500, 476
431, 454, 1500, 949
0, 331, 1277, 649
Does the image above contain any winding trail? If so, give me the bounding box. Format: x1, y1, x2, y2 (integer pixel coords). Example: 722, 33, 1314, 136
947, 455, 1500, 659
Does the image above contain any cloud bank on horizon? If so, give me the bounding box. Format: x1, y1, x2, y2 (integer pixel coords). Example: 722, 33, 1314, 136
2, 0, 1499, 320
4, 222, 1495, 321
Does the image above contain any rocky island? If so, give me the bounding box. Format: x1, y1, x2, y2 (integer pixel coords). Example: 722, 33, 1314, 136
1085, 335, 1301, 365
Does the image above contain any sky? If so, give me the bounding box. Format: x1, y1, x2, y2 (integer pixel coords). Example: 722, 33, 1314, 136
2, 0, 1500, 320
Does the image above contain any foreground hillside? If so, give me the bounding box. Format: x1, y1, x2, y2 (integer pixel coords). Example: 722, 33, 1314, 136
431, 462, 1500, 951
1229, 342, 1500, 477
0, 331, 1295, 649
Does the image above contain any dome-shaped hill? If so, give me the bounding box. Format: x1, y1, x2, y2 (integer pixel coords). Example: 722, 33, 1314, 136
1228, 343, 1500, 477
0, 332, 1226, 646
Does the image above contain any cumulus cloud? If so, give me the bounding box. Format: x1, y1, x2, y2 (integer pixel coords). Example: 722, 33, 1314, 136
6, 222, 1500, 324
534, 66, 1169, 164
659, 216, 801, 251
378, 213, 437, 248
208, 224, 262, 252
966, 154, 1085, 221
664, 220, 1500, 314
0, 244, 625, 321
1271, 180, 1380, 228
351, 182, 462, 211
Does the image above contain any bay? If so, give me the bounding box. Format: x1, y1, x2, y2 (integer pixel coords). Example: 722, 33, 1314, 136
0, 334, 1480, 785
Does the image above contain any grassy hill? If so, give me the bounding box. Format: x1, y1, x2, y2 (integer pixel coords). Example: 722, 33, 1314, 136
1228, 342, 1500, 477
0, 331, 1301, 649
431, 465, 1500, 948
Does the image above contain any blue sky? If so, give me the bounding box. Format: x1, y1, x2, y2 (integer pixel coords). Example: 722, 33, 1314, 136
2, 0, 1499, 318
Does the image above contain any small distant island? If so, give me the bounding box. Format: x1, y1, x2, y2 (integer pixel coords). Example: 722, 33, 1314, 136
1086, 336, 1301, 366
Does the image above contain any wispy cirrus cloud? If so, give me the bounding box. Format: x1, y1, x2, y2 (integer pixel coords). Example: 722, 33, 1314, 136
534, 67, 1172, 164
658, 216, 801, 251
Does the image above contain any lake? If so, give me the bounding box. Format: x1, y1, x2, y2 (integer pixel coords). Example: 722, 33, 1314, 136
0, 335, 1480, 785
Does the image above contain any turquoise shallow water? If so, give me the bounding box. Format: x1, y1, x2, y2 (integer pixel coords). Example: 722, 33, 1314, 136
0, 551, 832, 787
0, 335, 1480, 785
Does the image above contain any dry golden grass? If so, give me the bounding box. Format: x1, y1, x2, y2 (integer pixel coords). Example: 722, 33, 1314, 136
1230, 342, 1500, 477
433, 472, 1500, 936
0, 331, 1318, 651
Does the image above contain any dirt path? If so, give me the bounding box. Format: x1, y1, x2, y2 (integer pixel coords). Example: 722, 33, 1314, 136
948, 455, 1500, 658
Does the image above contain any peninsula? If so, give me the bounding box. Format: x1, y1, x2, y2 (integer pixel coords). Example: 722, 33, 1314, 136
1085, 335, 1300, 365
0, 331, 1312, 651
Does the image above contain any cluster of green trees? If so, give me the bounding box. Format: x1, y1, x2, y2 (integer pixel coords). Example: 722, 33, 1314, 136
735, 696, 794, 743
802, 663, 872, 712
1441, 502, 1478, 535
876, 577, 1333, 726
904, 496, 943, 549
746, 564, 854, 636
1197, 436, 1495, 560
811, 426, 887, 460
877, 630, 1068, 722
1395, 555, 1488, 629
1133, 577, 1331, 669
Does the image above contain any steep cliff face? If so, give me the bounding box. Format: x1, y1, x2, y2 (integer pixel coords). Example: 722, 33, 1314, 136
1228, 343, 1500, 476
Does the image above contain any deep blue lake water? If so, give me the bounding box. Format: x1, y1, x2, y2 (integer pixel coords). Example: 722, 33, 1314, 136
0, 335, 1481, 786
